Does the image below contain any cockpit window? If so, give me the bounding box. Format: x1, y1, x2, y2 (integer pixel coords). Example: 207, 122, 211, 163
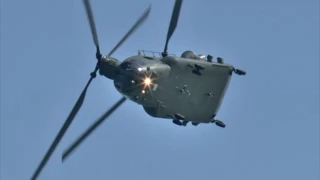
119, 61, 132, 71
119, 60, 145, 74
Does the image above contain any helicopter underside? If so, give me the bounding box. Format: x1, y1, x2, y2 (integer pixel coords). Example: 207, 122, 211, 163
142, 59, 234, 124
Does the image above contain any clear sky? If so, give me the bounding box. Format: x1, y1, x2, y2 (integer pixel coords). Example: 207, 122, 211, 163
1, 0, 319, 180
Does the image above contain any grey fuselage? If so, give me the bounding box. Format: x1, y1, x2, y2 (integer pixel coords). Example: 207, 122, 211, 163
99, 52, 233, 123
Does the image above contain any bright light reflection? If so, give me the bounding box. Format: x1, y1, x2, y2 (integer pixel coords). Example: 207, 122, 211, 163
144, 77, 152, 86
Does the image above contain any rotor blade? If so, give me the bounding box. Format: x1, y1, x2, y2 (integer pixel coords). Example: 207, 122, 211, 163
83, 0, 99, 49
62, 97, 127, 162
163, 0, 183, 54
30, 76, 95, 180
107, 5, 151, 57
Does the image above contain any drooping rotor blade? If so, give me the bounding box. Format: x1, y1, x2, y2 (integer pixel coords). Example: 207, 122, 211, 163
62, 97, 127, 162
83, 0, 102, 58
30, 75, 96, 180
162, 0, 183, 57
107, 5, 151, 57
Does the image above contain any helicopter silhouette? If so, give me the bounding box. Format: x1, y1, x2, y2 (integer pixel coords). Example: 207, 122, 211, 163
30, 0, 246, 179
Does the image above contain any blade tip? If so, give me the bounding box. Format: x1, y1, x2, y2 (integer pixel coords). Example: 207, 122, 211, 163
147, 4, 152, 13
61, 155, 66, 162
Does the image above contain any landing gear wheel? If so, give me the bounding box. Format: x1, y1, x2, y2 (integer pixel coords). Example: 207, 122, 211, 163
234, 69, 246, 75
192, 122, 199, 126
215, 120, 226, 128
172, 120, 182, 126
182, 121, 189, 126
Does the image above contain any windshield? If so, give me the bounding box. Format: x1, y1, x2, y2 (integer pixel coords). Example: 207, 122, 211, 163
119, 59, 146, 74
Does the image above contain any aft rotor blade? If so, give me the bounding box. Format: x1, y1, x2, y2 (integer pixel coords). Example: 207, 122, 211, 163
163, 0, 183, 55
107, 5, 151, 57
30, 76, 95, 180
62, 97, 127, 162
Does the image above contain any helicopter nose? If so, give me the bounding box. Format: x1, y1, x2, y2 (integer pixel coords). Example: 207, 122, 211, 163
114, 79, 127, 91
114, 74, 136, 93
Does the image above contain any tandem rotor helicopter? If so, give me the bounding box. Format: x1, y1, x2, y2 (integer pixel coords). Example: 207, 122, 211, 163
30, 0, 246, 179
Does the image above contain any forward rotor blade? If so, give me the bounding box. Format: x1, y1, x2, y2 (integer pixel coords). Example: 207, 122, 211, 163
107, 5, 151, 57
83, 0, 99, 49
62, 97, 127, 162
163, 0, 183, 55
30, 76, 95, 180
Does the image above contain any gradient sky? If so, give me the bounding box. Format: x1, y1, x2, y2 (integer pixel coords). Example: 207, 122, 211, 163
1, 0, 319, 180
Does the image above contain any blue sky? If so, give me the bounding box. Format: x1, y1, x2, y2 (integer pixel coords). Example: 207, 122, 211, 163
1, 0, 319, 179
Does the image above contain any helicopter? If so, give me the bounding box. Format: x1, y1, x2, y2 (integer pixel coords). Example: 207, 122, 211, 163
29, 0, 246, 179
